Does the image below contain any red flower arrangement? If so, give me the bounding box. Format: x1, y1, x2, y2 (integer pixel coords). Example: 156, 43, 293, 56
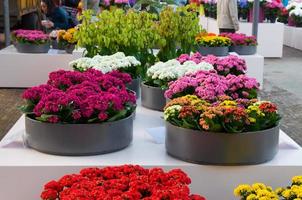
40, 165, 206, 200
20, 69, 136, 123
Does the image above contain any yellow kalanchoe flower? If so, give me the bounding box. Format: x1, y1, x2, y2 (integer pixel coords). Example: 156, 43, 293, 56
234, 184, 252, 197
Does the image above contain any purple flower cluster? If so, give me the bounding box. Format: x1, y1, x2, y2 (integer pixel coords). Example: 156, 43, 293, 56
12, 29, 49, 44
165, 70, 259, 101
21, 69, 136, 123
220, 33, 257, 46
177, 53, 247, 76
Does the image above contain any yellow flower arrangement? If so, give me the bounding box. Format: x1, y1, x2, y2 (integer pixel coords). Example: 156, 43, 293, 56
58, 28, 78, 45
195, 33, 231, 47
234, 183, 278, 200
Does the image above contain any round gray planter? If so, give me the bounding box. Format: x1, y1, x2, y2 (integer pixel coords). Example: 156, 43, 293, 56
65, 45, 75, 54
126, 78, 140, 99
230, 46, 257, 55
15, 42, 50, 53
165, 122, 279, 165
25, 113, 134, 156
141, 82, 166, 111
51, 40, 65, 50
197, 46, 229, 56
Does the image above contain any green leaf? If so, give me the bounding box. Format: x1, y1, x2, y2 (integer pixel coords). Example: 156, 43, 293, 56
107, 110, 128, 122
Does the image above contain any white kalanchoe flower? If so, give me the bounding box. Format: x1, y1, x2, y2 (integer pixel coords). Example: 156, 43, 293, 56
164, 105, 182, 120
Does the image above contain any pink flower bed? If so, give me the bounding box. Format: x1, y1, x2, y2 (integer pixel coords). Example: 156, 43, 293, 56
21, 69, 136, 123
219, 33, 257, 46
12, 29, 49, 44
164, 70, 259, 101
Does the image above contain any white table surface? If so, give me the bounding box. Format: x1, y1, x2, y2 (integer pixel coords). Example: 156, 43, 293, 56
0, 101, 302, 199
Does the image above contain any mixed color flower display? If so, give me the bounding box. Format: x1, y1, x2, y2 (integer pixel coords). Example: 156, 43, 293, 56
12, 29, 49, 45
234, 175, 302, 200
40, 165, 206, 200
20, 69, 136, 123
70, 52, 141, 79
177, 53, 247, 76
164, 70, 259, 101
144, 59, 214, 89
164, 95, 280, 133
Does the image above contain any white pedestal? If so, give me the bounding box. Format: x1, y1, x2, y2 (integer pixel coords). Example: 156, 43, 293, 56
202, 18, 284, 58
284, 25, 302, 50
0, 46, 82, 88
0, 102, 301, 200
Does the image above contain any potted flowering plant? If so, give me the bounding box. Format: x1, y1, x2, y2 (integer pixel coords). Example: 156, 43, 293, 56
141, 59, 213, 110
264, 0, 283, 23
20, 69, 136, 155
289, 3, 302, 27
234, 176, 302, 200
164, 95, 281, 164
40, 165, 206, 200
177, 53, 247, 76
220, 33, 257, 55
57, 28, 78, 53
70, 52, 142, 96
11, 29, 50, 53
247, 0, 266, 22
277, 7, 289, 24
165, 70, 259, 101
195, 33, 231, 56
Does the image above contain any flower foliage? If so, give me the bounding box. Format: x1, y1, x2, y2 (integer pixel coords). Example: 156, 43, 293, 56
57, 28, 78, 45
219, 33, 257, 46
40, 165, 207, 200
20, 69, 136, 124
195, 33, 231, 47
177, 52, 247, 76
145, 59, 214, 89
70, 52, 141, 79
12, 29, 49, 45
164, 95, 280, 133
164, 70, 259, 101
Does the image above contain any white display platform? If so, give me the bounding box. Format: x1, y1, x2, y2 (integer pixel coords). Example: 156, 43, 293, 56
0, 102, 301, 200
0, 46, 82, 88
200, 17, 284, 58
283, 25, 302, 50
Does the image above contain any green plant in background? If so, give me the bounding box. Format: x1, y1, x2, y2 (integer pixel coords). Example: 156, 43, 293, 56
156, 6, 200, 62
132, 0, 175, 14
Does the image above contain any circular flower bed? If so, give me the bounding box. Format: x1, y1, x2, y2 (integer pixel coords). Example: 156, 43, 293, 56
40, 165, 206, 200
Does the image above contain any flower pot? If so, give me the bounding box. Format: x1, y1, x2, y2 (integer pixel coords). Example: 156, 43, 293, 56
65, 45, 75, 54
288, 16, 296, 27
126, 78, 140, 99
229, 46, 257, 55
197, 46, 229, 56
15, 42, 50, 53
51, 40, 65, 50
165, 122, 279, 165
141, 82, 166, 111
25, 113, 134, 156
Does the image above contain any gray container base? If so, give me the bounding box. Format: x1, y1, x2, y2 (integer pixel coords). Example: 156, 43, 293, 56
165, 122, 279, 165
25, 114, 134, 156
141, 82, 166, 111
126, 78, 140, 99
230, 46, 257, 55
15, 43, 50, 53
198, 46, 229, 56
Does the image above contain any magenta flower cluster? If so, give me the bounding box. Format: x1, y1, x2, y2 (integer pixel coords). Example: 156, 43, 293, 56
177, 53, 247, 76
265, 0, 283, 9
12, 29, 49, 44
21, 69, 136, 123
164, 70, 259, 101
220, 33, 257, 46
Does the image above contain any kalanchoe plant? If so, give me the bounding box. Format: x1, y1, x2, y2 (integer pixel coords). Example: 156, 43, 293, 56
165, 70, 259, 101
195, 33, 232, 47
144, 59, 214, 89
57, 28, 78, 47
234, 183, 279, 200
276, 175, 302, 200
12, 29, 49, 45
219, 33, 257, 46
177, 53, 247, 76
40, 165, 206, 200
164, 95, 281, 133
70, 52, 142, 79
20, 69, 136, 123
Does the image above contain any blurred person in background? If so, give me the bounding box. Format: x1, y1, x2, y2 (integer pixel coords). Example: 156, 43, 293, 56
217, 0, 239, 33
41, 0, 73, 30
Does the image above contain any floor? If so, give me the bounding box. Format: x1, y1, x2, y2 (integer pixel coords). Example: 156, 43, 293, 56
0, 46, 301, 145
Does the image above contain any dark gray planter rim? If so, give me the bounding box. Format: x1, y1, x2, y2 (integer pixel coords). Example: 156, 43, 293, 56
141, 81, 164, 90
